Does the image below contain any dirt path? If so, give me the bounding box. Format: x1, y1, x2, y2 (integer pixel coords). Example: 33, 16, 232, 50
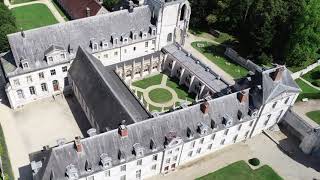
4, 0, 66, 23
184, 33, 235, 85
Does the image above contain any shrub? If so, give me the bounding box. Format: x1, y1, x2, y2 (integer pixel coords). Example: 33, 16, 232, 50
248, 158, 260, 166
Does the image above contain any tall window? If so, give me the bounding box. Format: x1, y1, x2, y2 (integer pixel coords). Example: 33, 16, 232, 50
120, 175, 126, 180
272, 101, 277, 108
26, 76, 32, 83
60, 53, 66, 59
145, 42, 149, 48
167, 33, 173, 42
105, 170, 110, 177
285, 97, 290, 104
41, 83, 47, 92
29, 86, 36, 95
180, 4, 186, 20
136, 169, 141, 179
13, 79, 20, 86
17, 90, 24, 99
120, 165, 126, 172
22, 62, 29, 68
39, 72, 44, 79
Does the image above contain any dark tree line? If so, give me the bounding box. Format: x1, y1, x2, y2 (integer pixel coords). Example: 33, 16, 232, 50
189, 0, 320, 67
0, 1, 16, 53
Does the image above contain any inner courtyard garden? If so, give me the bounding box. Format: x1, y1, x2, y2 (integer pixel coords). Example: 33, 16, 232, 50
131, 73, 196, 112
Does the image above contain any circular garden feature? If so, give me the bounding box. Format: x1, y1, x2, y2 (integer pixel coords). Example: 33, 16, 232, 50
248, 158, 260, 166
148, 88, 173, 103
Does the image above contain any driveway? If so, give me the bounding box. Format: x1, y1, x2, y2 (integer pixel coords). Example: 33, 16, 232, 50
148, 132, 320, 180
0, 95, 90, 179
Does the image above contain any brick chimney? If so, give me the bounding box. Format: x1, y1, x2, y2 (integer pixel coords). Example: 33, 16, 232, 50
74, 136, 82, 152
118, 120, 128, 137
200, 101, 209, 114
237, 91, 248, 103
271, 67, 284, 81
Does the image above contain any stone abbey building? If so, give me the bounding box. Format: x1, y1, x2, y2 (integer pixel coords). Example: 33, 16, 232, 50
0, 0, 301, 180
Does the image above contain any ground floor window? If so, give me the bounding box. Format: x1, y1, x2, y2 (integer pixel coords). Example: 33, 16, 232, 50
53, 80, 59, 91
29, 86, 36, 95
64, 77, 69, 86
41, 83, 47, 92
17, 89, 24, 99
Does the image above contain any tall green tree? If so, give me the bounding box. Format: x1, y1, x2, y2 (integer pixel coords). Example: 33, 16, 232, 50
0, 2, 16, 52
285, 0, 320, 66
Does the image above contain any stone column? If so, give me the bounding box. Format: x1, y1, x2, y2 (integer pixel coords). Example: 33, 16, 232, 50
169, 60, 177, 77
157, 57, 162, 72
140, 58, 144, 77
178, 68, 186, 85
188, 75, 195, 93
199, 85, 206, 98
122, 63, 126, 79
149, 56, 153, 74
131, 61, 135, 79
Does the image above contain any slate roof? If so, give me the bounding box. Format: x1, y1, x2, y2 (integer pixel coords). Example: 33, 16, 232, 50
30, 87, 252, 180
56, 0, 107, 19
69, 47, 150, 132
6, 5, 154, 77
162, 44, 230, 94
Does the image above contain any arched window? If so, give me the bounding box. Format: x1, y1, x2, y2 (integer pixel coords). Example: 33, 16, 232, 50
17, 89, 24, 99
167, 33, 173, 42
180, 4, 186, 21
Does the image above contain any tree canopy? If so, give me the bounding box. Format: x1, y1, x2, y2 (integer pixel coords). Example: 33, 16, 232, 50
0, 2, 16, 52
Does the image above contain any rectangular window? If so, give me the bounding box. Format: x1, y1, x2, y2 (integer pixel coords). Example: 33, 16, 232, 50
60, 53, 65, 59
220, 139, 225, 145
200, 138, 204, 144
153, 154, 158, 161
137, 159, 142, 166
190, 141, 195, 148
173, 155, 178, 161
285, 97, 290, 104
50, 69, 56, 76
48, 57, 53, 62
238, 124, 242, 131
104, 54, 108, 58
145, 42, 149, 48
39, 72, 44, 79
13, 79, 20, 86
188, 151, 193, 157
245, 131, 250, 138
133, 47, 136, 51
105, 170, 110, 177
151, 164, 156, 170
168, 150, 172, 155
114, 51, 118, 56
62, 66, 67, 72
124, 49, 127, 53
272, 101, 277, 108
249, 121, 254, 127
120, 175, 126, 180
233, 135, 238, 143
17, 90, 24, 99
196, 148, 201, 154
22, 62, 29, 68
26, 76, 32, 83
175, 147, 179, 152
208, 143, 213, 150
224, 129, 229, 135
120, 165, 126, 172
41, 83, 47, 92
29, 86, 36, 95
166, 158, 170, 163
211, 134, 216, 140
136, 169, 141, 179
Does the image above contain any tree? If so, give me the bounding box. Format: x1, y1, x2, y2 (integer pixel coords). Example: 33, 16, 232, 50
102, 0, 121, 11
0, 24, 16, 52
285, 0, 320, 66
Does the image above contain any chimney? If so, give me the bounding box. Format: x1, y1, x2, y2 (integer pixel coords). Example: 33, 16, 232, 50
237, 91, 248, 103
271, 67, 284, 81
128, 1, 134, 13
118, 120, 128, 137
200, 101, 209, 114
74, 136, 82, 152
86, 7, 91, 17
87, 128, 97, 137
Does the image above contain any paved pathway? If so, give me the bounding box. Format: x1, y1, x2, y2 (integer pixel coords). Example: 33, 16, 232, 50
148, 132, 320, 180
4, 0, 66, 23
184, 33, 235, 85
292, 99, 320, 128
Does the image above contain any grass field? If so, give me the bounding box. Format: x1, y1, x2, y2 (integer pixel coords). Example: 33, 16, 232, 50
295, 78, 320, 101
11, 0, 35, 4
149, 88, 172, 103
191, 41, 248, 79
197, 161, 282, 180
0, 125, 14, 180
132, 74, 163, 89
12, 4, 58, 30
306, 110, 320, 125
166, 78, 195, 102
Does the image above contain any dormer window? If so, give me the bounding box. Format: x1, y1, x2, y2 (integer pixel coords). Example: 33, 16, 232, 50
22, 62, 29, 69
133, 143, 144, 157
100, 153, 112, 168
66, 164, 78, 180
60, 53, 65, 59
222, 115, 233, 127
142, 32, 147, 39
152, 29, 156, 36
197, 122, 208, 135
123, 37, 128, 44
48, 57, 53, 62
93, 43, 98, 51
133, 34, 137, 40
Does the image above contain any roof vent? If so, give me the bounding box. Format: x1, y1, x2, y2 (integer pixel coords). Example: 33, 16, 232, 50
237, 91, 247, 103
87, 128, 97, 137
66, 164, 78, 180
200, 101, 209, 114
31, 161, 42, 175
57, 138, 66, 146
74, 136, 82, 153
118, 120, 128, 137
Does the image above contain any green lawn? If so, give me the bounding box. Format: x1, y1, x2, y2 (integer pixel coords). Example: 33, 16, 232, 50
0, 125, 14, 180
189, 27, 237, 44
166, 77, 195, 102
295, 78, 320, 101
132, 74, 163, 89
12, 4, 58, 30
149, 88, 172, 103
302, 66, 320, 87
306, 110, 320, 125
191, 41, 249, 79
197, 161, 282, 180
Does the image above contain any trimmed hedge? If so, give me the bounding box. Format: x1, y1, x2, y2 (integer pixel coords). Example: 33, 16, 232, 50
248, 158, 260, 166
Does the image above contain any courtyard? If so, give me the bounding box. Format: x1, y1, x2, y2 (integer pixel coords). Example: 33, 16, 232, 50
0, 95, 90, 179
131, 73, 196, 112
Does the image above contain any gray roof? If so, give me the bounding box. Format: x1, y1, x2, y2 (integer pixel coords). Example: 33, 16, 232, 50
69, 47, 150, 132
31, 88, 252, 180
6, 5, 154, 76
162, 44, 230, 94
